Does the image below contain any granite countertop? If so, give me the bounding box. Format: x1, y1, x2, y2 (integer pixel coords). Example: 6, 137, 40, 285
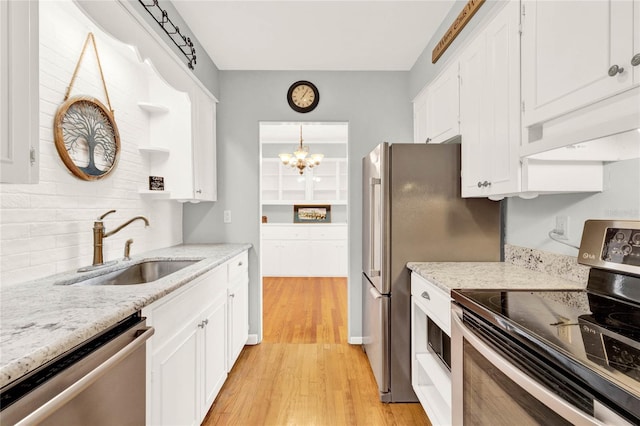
0, 243, 251, 389
406, 262, 586, 295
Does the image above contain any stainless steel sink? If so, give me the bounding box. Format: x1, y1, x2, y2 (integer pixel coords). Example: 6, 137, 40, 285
71, 260, 201, 286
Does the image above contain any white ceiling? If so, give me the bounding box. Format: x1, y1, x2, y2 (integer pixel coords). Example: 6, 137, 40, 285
172, 1, 456, 71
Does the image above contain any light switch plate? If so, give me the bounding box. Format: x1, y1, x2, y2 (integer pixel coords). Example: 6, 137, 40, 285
223, 210, 231, 223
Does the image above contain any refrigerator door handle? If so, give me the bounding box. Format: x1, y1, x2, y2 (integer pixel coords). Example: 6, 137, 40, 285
369, 177, 382, 278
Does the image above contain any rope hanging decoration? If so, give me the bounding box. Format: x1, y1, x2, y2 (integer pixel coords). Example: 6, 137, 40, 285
54, 33, 120, 181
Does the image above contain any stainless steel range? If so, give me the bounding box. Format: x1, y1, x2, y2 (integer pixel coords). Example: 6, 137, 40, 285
451, 219, 640, 425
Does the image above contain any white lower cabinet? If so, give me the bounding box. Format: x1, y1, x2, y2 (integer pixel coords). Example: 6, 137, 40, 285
227, 251, 249, 372
144, 250, 249, 426
411, 273, 451, 425
261, 224, 348, 277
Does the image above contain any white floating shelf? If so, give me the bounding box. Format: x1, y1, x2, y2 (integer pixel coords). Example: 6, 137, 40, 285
138, 190, 171, 199
137, 102, 170, 114
138, 146, 170, 155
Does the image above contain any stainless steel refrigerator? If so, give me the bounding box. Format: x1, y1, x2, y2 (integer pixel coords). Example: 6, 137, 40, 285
362, 142, 502, 402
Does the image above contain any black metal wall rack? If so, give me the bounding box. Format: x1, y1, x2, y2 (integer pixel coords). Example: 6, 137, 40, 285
138, 0, 197, 70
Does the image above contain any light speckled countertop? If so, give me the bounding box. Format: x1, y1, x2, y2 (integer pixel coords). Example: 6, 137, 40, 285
0, 243, 251, 389
406, 262, 586, 294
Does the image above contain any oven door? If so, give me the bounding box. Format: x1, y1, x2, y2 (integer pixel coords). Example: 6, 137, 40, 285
451, 305, 631, 426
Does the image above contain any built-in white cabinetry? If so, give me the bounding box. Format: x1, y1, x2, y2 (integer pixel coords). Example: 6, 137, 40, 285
143, 251, 249, 426
460, 0, 521, 197
261, 224, 348, 277
520, 0, 640, 156
0, 0, 39, 184
413, 63, 460, 144
261, 158, 347, 204
521, 0, 636, 127
226, 251, 249, 372
411, 273, 451, 425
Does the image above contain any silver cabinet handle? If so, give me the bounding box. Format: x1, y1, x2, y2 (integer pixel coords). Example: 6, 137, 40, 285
608, 64, 624, 76
631, 53, 640, 67
426, 137, 432, 143
196, 189, 202, 194
17, 327, 154, 426
477, 181, 483, 188
203, 319, 209, 326
477, 181, 491, 188
198, 321, 205, 328
451, 313, 603, 425
421, 291, 430, 300
229, 293, 235, 298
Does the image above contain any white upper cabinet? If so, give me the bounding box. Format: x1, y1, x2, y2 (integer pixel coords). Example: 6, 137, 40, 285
460, 0, 521, 197
413, 89, 429, 144
520, 0, 640, 158
521, 0, 636, 127
419, 64, 461, 144
177, 89, 217, 202
1, 1, 39, 184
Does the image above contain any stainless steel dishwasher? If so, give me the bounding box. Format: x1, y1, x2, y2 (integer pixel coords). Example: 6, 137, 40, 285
0, 312, 153, 425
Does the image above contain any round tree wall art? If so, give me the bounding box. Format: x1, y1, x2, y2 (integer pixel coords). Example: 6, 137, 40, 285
54, 96, 120, 180
54, 32, 120, 180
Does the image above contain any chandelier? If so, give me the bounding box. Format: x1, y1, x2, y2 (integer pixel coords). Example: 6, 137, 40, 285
278, 126, 324, 175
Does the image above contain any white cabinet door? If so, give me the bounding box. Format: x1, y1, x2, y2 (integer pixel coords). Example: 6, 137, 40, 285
261, 240, 281, 276
193, 96, 217, 201
522, 0, 635, 126
461, 1, 521, 197
0, 0, 38, 184
309, 240, 348, 276
201, 291, 227, 418
413, 88, 429, 144
151, 321, 200, 426
227, 277, 248, 371
425, 64, 460, 144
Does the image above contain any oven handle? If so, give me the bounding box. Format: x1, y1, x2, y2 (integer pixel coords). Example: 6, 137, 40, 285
16, 326, 154, 426
451, 312, 604, 426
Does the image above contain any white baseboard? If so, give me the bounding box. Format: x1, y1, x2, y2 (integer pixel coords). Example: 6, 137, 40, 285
247, 334, 259, 345
348, 336, 363, 345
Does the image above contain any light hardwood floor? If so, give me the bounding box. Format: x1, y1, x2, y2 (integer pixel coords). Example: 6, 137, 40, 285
202, 277, 431, 426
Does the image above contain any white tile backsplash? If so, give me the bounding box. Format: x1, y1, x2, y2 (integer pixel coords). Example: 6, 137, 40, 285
0, 0, 182, 286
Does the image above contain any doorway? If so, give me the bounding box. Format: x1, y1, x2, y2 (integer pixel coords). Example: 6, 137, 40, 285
258, 122, 349, 340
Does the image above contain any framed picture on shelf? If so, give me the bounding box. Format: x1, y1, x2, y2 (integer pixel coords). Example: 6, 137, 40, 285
293, 205, 331, 223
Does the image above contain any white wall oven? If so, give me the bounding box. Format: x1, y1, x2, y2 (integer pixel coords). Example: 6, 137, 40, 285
451, 220, 640, 425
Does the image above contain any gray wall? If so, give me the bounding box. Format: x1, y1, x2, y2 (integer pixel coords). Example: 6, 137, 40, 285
183, 71, 413, 342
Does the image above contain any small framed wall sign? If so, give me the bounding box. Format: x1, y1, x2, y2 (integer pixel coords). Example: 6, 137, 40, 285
294, 205, 331, 223
149, 176, 164, 191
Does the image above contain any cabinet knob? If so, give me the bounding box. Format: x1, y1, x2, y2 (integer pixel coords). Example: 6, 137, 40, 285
608, 64, 624, 76
203, 319, 209, 325
477, 181, 483, 188
425, 138, 432, 143
197, 321, 205, 329
230, 293, 235, 298
632, 54, 640, 67
484, 181, 492, 187
196, 189, 202, 194
421, 291, 430, 300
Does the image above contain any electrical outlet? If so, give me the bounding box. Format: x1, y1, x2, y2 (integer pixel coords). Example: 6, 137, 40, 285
223, 210, 231, 224
555, 215, 568, 240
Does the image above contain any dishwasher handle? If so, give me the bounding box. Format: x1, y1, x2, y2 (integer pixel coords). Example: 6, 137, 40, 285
16, 326, 154, 426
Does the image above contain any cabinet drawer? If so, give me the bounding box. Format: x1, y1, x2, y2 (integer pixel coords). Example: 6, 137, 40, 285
227, 251, 248, 283
308, 225, 347, 240
150, 266, 226, 347
261, 226, 309, 240
411, 273, 451, 335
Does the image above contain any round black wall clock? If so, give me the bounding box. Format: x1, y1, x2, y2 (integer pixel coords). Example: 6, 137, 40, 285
287, 80, 319, 113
